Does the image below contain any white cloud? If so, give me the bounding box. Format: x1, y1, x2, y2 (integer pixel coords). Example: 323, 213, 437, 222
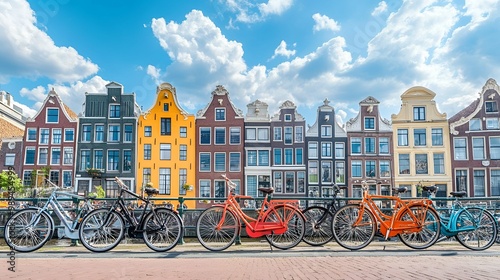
0, 0, 98, 82
147, 65, 162, 84
221, 0, 293, 23
271, 40, 296, 59
312, 13, 341, 32
258, 0, 293, 16
372, 1, 388, 16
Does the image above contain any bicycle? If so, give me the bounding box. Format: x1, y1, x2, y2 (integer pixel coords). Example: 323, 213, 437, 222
301, 183, 347, 246
332, 180, 441, 250
4, 179, 94, 252
78, 177, 183, 252
195, 174, 306, 251
424, 186, 497, 250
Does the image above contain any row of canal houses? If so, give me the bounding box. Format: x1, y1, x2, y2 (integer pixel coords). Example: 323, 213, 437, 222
1, 79, 500, 208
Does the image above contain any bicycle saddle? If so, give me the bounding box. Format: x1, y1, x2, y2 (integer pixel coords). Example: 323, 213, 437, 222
258, 187, 274, 194
145, 187, 159, 196
450, 191, 467, 198
422, 185, 437, 193
392, 187, 407, 193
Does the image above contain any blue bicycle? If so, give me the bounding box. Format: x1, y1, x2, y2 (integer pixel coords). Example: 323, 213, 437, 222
424, 186, 497, 250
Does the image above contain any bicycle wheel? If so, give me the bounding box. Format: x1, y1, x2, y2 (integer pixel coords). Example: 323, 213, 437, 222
455, 208, 497, 251
79, 208, 125, 252
398, 206, 440, 249
264, 205, 305, 250
302, 206, 334, 246
4, 209, 54, 252
196, 206, 239, 251
143, 208, 183, 252
332, 204, 376, 250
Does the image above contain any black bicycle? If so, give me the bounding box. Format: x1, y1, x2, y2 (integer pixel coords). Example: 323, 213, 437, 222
78, 177, 183, 252
302, 184, 346, 246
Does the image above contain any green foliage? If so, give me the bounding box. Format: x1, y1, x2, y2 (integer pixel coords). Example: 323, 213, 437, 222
90, 185, 105, 198
0, 171, 24, 196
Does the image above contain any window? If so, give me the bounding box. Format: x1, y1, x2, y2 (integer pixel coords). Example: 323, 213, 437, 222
472, 137, 485, 160
38, 148, 48, 165
52, 129, 61, 144
180, 127, 187, 138
159, 168, 171, 195
109, 104, 120, 118
297, 172, 305, 193
40, 128, 49, 144
274, 172, 283, 193
142, 168, 151, 188
107, 150, 119, 171
94, 150, 103, 169
335, 162, 345, 184
215, 108, 225, 121
308, 161, 318, 183
82, 125, 91, 142
431, 128, 443, 146
63, 148, 73, 165
351, 138, 361, 154
49, 171, 59, 185
229, 153, 240, 171
469, 118, 481, 131
413, 107, 425, 121
274, 149, 282, 165
246, 128, 256, 140
51, 148, 61, 165
123, 150, 132, 171
215, 127, 225, 144
215, 153, 226, 171
365, 161, 376, 177
486, 118, 499, 129
486, 101, 498, 113
248, 151, 257, 166
80, 150, 90, 170
215, 180, 226, 198
124, 124, 133, 142
335, 143, 344, 158
284, 127, 292, 144
433, 153, 444, 174
284, 114, 292, 121
23, 171, 32, 187
162, 103, 169, 112
285, 148, 293, 165
380, 161, 390, 177
258, 150, 269, 166
200, 127, 211, 144
108, 125, 120, 142
414, 129, 426, 146
161, 118, 171, 135
454, 138, 467, 160
229, 127, 240, 144
200, 153, 211, 171
179, 169, 187, 195
27, 128, 37, 141
365, 137, 375, 154
397, 129, 408, 146
490, 137, 500, 160
95, 125, 104, 142
5, 153, 15, 166
364, 117, 375, 130
379, 138, 389, 154
47, 108, 59, 123
274, 127, 282, 141
321, 125, 332, 137
321, 142, 332, 157
179, 145, 187, 161
144, 144, 151, 160
199, 180, 210, 198
491, 170, 500, 196
295, 126, 303, 142
285, 172, 295, 193
399, 154, 410, 174
473, 170, 485, 197
415, 154, 428, 174
160, 144, 171, 160
63, 171, 72, 187
309, 142, 318, 158
144, 126, 152, 137
296, 148, 303, 165
456, 170, 467, 192
352, 161, 362, 177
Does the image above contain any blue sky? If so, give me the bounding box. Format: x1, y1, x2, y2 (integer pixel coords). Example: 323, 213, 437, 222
1, 0, 500, 125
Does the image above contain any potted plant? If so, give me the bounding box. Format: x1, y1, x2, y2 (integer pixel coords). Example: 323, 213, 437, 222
86, 168, 102, 178
182, 183, 193, 191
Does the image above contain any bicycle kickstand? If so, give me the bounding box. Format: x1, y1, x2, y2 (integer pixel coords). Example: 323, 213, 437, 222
268, 232, 274, 252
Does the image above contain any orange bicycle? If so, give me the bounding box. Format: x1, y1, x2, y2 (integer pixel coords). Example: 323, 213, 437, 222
332, 180, 441, 250
196, 174, 305, 251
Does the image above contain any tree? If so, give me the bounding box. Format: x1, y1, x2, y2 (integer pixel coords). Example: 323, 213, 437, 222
0, 171, 24, 196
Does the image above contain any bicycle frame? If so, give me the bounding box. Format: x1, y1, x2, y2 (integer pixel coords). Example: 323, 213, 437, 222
356, 185, 434, 239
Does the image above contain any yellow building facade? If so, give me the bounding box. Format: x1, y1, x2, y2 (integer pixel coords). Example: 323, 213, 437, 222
137, 83, 196, 209
391, 86, 452, 200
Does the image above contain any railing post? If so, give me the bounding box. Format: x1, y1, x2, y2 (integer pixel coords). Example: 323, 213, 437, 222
178, 197, 185, 244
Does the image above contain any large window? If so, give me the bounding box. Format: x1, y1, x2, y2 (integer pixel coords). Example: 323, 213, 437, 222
258, 150, 269, 166
456, 170, 467, 192
454, 138, 467, 160
109, 105, 120, 118
469, 118, 481, 131
80, 150, 90, 170
144, 144, 151, 160
38, 148, 48, 165
296, 148, 303, 165
82, 125, 91, 142
161, 118, 171, 135
486, 101, 498, 113
200, 153, 211, 172
229, 153, 240, 171
472, 137, 485, 160
27, 128, 37, 141
230, 127, 240, 144
351, 138, 361, 154
433, 153, 444, 174
335, 162, 345, 184
365, 160, 376, 177
94, 150, 103, 169
364, 137, 375, 154
379, 138, 389, 154
308, 161, 318, 183
215, 127, 226, 144
108, 125, 120, 142
274, 127, 282, 141
486, 118, 499, 129
274, 149, 282, 165
160, 144, 171, 160
321, 125, 332, 137
123, 150, 132, 171
214, 153, 226, 172
200, 127, 210, 144
159, 168, 171, 195
124, 124, 133, 142
414, 129, 426, 146
285, 148, 293, 165
95, 125, 104, 142
397, 129, 408, 146
490, 137, 500, 160
380, 161, 390, 177
179, 169, 187, 195
199, 180, 210, 198
215, 108, 225, 121
246, 128, 256, 140
295, 126, 303, 142
5, 153, 15, 166
52, 129, 61, 144
179, 145, 187, 161
143, 168, 151, 188
63, 148, 73, 165
473, 170, 485, 197
47, 108, 59, 123
284, 127, 292, 144
309, 142, 318, 158
63, 171, 72, 187
321, 142, 332, 157
180, 127, 187, 138
285, 172, 295, 193
51, 148, 61, 165
491, 170, 500, 196
335, 143, 345, 159
352, 160, 362, 177
248, 151, 257, 166
415, 154, 428, 174
107, 150, 119, 171
64, 129, 74, 142
413, 107, 425, 121
144, 126, 152, 137
40, 128, 49, 144
399, 154, 410, 174
274, 172, 283, 193
431, 128, 443, 146
364, 117, 375, 130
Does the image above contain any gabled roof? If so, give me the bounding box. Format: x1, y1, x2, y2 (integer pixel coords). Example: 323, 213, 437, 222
28, 89, 78, 122
196, 85, 244, 118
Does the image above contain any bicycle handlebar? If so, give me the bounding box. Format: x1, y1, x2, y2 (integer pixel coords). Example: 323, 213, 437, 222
114, 177, 129, 190
221, 174, 237, 190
